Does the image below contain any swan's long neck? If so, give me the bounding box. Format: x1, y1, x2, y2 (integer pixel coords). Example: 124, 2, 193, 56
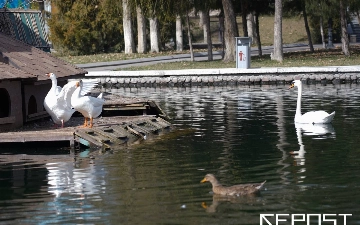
73, 86, 81, 98
50, 77, 57, 93
296, 83, 302, 118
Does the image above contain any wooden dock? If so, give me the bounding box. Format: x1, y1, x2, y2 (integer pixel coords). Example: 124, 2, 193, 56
0, 95, 173, 150
0, 115, 172, 150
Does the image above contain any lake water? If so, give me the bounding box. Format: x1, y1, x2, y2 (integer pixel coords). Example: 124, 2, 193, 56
1, 83, 360, 224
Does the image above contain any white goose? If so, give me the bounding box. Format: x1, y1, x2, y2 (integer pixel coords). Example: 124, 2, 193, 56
289, 79, 335, 124
44, 73, 77, 128
71, 79, 105, 128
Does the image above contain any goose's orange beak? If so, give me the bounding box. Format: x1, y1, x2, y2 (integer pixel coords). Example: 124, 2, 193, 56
200, 178, 207, 183
288, 83, 295, 89
75, 81, 80, 87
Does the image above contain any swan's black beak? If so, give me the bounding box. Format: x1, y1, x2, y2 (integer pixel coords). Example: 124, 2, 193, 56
288, 83, 295, 89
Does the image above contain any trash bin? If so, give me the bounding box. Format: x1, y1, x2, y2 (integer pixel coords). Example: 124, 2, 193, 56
236, 37, 251, 69
350, 34, 357, 43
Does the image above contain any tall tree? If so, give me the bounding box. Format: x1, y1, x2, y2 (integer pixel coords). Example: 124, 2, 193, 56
284, 0, 313, 52
254, 11, 262, 56
301, 0, 313, 52
194, 0, 218, 61
123, 0, 135, 54
247, 12, 257, 44
186, 10, 194, 61
222, 0, 239, 62
203, 8, 213, 61
176, 15, 183, 51
248, 0, 274, 57
319, 17, 325, 48
272, 0, 283, 62
339, 0, 350, 56
241, 0, 248, 36
136, 5, 147, 53
172, 0, 188, 52
149, 15, 160, 52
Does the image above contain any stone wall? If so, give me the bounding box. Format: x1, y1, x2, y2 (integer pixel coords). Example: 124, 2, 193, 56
87, 66, 360, 88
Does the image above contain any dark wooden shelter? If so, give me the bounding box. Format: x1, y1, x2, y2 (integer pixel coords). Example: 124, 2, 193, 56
0, 31, 86, 131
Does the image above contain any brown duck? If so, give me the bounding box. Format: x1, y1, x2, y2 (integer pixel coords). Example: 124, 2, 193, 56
200, 174, 266, 196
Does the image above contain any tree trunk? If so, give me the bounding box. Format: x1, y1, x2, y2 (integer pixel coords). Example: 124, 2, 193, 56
123, 0, 135, 54
176, 15, 183, 52
255, 11, 262, 56
186, 12, 194, 61
199, 10, 204, 27
202, 12, 208, 43
149, 16, 160, 53
203, 9, 213, 61
272, 0, 283, 62
320, 17, 326, 48
222, 0, 239, 62
302, 0, 314, 52
340, 0, 350, 56
247, 11, 257, 45
241, 0, 248, 36
219, 13, 225, 59
137, 6, 147, 53
327, 18, 334, 48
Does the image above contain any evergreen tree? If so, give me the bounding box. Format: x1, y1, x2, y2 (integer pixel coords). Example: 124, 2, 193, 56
48, 0, 123, 55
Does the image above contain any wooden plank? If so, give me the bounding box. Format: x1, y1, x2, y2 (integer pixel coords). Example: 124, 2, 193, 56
145, 120, 164, 130
130, 123, 151, 134
0, 131, 74, 143
110, 126, 130, 139
125, 125, 145, 139
74, 130, 103, 147
134, 121, 159, 133
154, 117, 172, 128
103, 106, 147, 111
148, 101, 170, 120
93, 127, 125, 141
82, 128, 111, 144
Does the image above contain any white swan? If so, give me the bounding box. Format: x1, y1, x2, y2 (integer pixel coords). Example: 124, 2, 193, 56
289, 79, 335, 124
71, 79, 105, 128
44, 73, 77, 128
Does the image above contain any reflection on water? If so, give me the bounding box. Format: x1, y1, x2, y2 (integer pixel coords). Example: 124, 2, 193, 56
1, 84, 360, 224
45, 157, 108, 224
291, 123, 336, 187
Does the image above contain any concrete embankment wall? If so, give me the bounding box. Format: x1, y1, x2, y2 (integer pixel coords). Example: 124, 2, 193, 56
86, 66, 360, 87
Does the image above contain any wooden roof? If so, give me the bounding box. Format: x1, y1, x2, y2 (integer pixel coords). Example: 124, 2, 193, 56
0, 32, 86, 81
0, 62, 36, 80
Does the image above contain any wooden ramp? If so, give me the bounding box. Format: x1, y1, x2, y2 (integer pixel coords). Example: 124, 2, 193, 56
0, 116, 172, 150
74, 116, 172, 150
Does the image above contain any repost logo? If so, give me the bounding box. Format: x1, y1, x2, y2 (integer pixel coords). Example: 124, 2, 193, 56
260, 214, 352, 225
